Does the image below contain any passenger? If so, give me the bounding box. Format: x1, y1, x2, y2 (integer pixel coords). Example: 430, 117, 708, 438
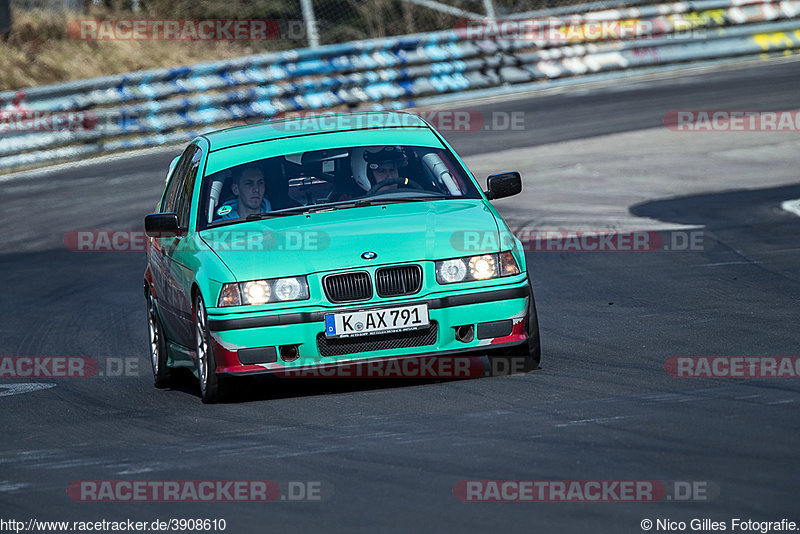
217, 166, 271, 220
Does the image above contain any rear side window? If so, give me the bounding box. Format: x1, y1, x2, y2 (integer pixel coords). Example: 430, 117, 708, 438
160, 145, 197, 213
175, 149, 202, 228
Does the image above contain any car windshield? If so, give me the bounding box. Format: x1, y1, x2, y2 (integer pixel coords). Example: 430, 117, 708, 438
197, 145, 481, 228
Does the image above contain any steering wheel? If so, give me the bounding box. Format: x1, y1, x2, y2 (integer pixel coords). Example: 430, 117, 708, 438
367, 177, 424, 196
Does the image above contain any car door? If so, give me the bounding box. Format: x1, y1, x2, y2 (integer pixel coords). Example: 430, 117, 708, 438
150, 149, 189, 330
163, 145, 203, 349
153, 145, 196, 347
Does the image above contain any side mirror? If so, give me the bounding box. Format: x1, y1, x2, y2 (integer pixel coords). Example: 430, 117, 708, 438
145, 213, 182, 237
484, 172, 522, 200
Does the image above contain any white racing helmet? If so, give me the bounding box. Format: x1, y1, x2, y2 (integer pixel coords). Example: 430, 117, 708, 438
350, 146, 408, 191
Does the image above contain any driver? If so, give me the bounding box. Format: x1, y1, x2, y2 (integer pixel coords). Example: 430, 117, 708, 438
365, 146, 410, 191
217, 166, 271, 220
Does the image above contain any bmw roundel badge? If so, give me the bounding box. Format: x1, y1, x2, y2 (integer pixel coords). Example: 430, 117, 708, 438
361, 251, 377, 260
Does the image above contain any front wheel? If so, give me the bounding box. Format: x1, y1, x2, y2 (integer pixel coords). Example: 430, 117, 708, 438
521, 291, 541, 371
194, 294, 222, 403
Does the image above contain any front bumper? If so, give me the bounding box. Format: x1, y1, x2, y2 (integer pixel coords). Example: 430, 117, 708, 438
206, 280, 532, 376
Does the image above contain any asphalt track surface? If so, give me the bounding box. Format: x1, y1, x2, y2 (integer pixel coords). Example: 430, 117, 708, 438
1, 59, 799, 532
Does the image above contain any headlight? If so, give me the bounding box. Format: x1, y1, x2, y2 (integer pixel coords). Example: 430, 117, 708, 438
274, 277, 303, 301
217, 276, 309, 307
438, 258, 468, 283
242, 280, 270, 305
436, 252, 520, 284
468, 254, 497, 280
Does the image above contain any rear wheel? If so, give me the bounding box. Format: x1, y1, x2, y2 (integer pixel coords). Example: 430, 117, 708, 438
194, 294, 221, 403
147, 289, 172, 388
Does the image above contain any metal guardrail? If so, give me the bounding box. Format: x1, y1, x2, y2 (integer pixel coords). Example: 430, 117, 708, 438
1, 0, 799, 172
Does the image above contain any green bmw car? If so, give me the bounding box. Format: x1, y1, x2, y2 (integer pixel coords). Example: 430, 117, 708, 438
144, 111, 540, 403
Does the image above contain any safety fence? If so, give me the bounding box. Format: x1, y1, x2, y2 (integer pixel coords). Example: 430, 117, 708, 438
1, 0, 799, 172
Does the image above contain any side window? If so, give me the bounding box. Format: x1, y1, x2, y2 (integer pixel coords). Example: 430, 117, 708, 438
175, 148, 202, 228
160, 146, 194, 213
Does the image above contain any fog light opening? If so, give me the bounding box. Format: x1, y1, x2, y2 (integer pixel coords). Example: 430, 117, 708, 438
279, 344, 300, 362
455, 325, 474, 343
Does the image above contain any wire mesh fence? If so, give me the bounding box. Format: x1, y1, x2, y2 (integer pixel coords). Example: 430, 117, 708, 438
7, 0, 645, 46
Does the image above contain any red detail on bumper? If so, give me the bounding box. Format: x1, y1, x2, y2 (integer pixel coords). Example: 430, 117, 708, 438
489, 318, 527, 345
210, 337, 242, 372
218, 364, 268, 374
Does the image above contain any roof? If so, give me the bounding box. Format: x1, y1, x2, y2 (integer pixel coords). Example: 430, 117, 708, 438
202, 111, 431, 152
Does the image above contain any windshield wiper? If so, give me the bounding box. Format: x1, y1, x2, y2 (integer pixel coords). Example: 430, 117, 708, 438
382, 195, 451, 202
245, 207, 309, 220
350, 195, 451, 206
243, 196, 452, 220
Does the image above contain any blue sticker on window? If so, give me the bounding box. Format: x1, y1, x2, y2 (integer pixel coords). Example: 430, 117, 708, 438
217, 205, 232, 216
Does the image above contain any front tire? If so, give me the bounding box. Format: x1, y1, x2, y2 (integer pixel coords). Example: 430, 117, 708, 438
147, 289, 172, 388
520, 295, 541, 371
194, 294, 221, 403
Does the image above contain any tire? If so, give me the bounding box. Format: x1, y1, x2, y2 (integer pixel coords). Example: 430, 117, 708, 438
147, 288, 172, 388
521, 293, 542, 371
490, 286, 541, 374
194, 294, 222, 403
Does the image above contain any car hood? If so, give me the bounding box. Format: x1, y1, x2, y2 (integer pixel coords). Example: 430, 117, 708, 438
200, 200, 500, 281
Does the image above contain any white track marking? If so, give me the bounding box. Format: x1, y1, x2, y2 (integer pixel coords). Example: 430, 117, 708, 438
554, 415, 632, 428
699, 261, 763, 267
0, 481, 30, 492
0, 383, 56, 397
781, 199, 800, 217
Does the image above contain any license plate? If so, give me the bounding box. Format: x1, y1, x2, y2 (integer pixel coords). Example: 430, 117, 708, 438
324, 304, 429, 338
